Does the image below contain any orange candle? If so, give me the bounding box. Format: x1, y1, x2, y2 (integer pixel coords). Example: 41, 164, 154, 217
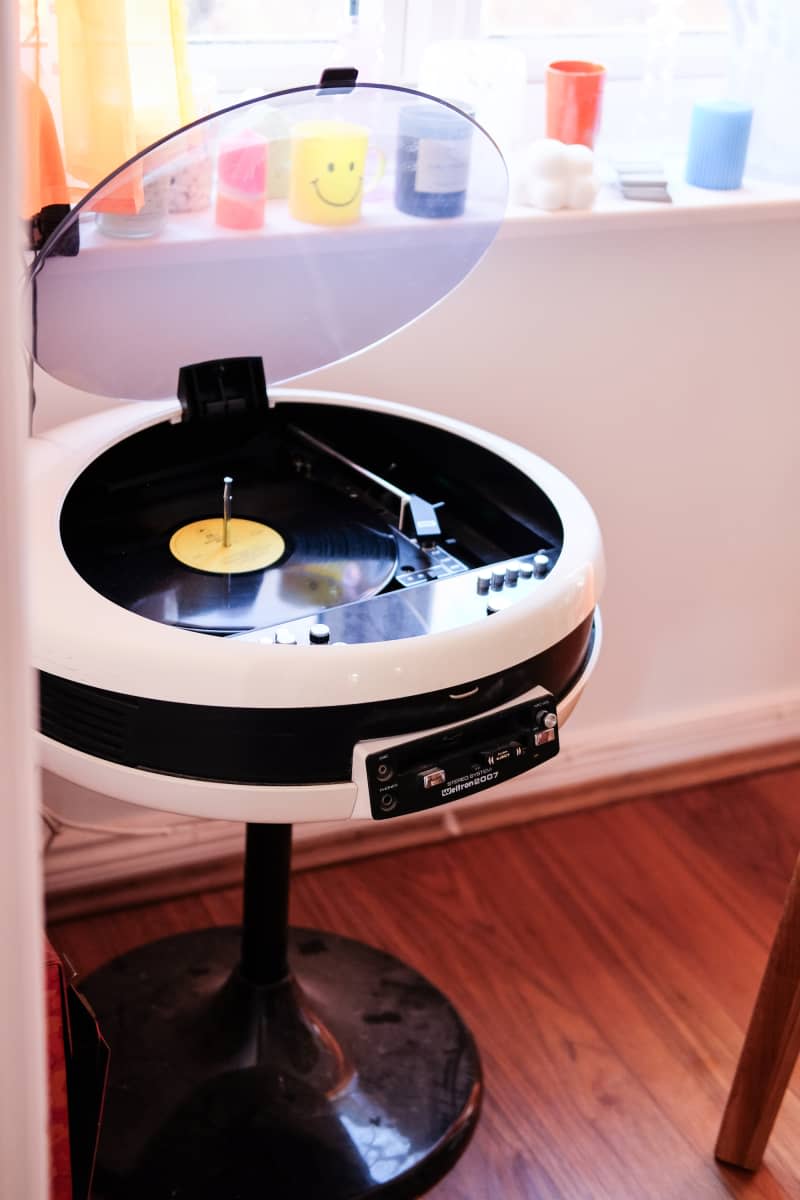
546, 60, 606, 149
215, 131, 268, 230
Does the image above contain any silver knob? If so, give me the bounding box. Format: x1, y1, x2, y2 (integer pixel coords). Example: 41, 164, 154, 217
476, 570, 492, 595
309, 623, 331, 644
275, 628, 297, 645
491, 569, 505, 591
505, 560, 522, 586
518, 560, 534, 579
533, 552, 550, 578
542, 711, 558, 729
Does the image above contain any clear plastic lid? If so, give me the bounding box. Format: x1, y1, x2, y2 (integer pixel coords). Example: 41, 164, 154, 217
30, 82, 507, 401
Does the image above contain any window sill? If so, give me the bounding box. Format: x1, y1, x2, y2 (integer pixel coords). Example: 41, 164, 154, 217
42, 165, 800, 276
499, 172, 800, 240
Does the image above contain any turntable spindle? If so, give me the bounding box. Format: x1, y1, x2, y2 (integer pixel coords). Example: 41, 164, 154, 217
223, 476, 233, 548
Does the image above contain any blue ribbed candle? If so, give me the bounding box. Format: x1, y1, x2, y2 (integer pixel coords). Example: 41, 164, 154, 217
685, 101, 753, 190
395, 103, 475, 218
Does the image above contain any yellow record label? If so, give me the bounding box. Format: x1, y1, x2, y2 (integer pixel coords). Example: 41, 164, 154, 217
169, 518, 285, 575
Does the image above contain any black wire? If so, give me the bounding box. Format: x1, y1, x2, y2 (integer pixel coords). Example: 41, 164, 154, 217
28, 273, 38, 433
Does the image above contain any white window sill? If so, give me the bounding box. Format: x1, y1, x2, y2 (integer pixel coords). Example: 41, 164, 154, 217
500, 172, 800, 240
43, 161, 800, 277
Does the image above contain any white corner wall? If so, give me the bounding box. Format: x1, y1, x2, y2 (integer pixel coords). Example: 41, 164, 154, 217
0, 0, 49, 1193
36, 211, 800, 888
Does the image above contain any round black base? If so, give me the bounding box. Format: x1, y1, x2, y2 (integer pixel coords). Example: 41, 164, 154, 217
81, 927, 481, 1200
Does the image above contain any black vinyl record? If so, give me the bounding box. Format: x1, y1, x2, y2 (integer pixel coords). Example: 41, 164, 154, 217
62, 477, 398, 635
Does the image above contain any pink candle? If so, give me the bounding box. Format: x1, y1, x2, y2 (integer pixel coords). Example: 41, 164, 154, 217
215, 131, 268, 230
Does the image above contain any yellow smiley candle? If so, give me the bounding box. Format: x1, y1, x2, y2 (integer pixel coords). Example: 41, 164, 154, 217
289, 120, 381, 226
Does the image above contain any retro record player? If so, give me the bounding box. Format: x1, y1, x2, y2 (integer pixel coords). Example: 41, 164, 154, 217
29, 76, 604, 1199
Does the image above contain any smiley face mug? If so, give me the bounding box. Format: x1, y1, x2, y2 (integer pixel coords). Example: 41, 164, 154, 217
288, 120, 384, 226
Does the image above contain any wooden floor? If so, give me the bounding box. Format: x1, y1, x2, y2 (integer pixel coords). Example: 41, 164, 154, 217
50, 766, 800, 1200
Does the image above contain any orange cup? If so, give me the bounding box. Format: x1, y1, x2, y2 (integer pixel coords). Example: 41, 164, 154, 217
546, 60, 606, 148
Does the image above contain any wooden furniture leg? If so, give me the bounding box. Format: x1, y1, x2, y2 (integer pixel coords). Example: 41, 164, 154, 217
716, 851, 800, 1169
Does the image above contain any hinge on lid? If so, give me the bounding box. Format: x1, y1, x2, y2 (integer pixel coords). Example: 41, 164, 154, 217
177, 357, 270, 423
29, 204, 78, 255
318, 67, 358, 94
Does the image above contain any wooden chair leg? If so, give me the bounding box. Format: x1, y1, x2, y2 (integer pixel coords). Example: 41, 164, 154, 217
716, 851, 800, 1170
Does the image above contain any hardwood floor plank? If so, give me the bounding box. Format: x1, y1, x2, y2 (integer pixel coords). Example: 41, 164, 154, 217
659, 778, 800, 936
444, 826, 745, 1199
517, 811, 788, 1196
49, 766, 800, 1199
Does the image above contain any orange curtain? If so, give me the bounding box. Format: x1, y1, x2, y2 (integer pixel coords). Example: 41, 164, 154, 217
20, 0, 68, 217
55, 0, 138, 193
22, 0, 194, 216
20, 73, 69, 219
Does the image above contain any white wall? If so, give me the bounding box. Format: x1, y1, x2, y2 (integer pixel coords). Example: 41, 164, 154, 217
35, 211, 800, 866
0, 0, 49, 1194
296, 216, 800, 733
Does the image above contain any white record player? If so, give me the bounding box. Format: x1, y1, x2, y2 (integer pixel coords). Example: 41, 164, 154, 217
29, 73, 604, 1200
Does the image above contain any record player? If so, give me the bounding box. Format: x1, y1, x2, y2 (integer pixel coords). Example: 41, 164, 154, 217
29, 75, 604, 1200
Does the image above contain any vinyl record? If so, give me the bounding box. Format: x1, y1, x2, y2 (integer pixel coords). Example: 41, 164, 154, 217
61, 477, 399, 635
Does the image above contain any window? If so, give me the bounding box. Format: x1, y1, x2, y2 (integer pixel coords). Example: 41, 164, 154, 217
184, 1, 396, 102
185, 0, 343, 38
482, 1, 731, 80
483, 0, 728, 33
182, 0, 733, 104
21, 0, 738, 210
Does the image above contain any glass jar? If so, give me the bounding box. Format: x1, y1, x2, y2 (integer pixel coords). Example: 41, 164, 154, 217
96, 171, 169, 239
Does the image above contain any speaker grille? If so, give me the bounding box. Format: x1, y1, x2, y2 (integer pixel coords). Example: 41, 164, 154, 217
39, 673, 138, 762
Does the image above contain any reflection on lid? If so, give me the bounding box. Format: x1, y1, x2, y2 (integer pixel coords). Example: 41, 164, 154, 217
30, 83, 507, 401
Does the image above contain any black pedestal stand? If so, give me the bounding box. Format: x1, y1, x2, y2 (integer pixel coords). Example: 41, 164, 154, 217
82, 824, 482, 1200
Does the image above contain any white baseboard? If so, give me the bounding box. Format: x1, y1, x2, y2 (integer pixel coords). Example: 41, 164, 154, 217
44, 688, 800, 909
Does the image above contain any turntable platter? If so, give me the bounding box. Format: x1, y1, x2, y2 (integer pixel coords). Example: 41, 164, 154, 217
61, 476, 399, 635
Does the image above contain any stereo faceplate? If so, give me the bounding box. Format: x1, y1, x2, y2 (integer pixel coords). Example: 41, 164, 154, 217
351, 688, 559, 820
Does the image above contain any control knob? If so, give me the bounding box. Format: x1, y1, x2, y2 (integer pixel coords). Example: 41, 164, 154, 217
505, 560, 522, 586
533, 552, 550, 578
